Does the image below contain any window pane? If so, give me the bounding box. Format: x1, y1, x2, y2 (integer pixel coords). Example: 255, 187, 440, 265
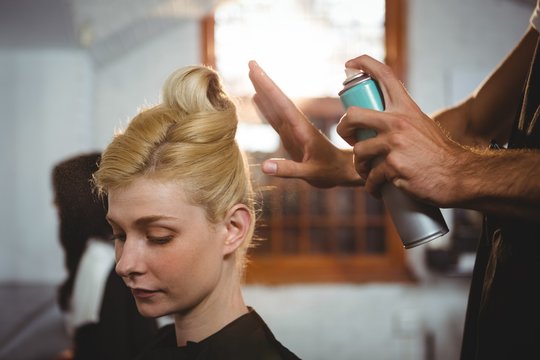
365, 193, 384, 216
282, 185, 300, 216
335, 187, 355, 215
253, 223, 272, 255
309, 189, 327, 216
214, 0, 385, 98
283, 227, 300, 253
336, 226, 356, 254
365, 226, 386, 254
310, 227, 329, 253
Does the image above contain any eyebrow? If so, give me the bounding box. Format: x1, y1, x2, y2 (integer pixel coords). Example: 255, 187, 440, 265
134, 215, 178, 227
106, 215, 178, 227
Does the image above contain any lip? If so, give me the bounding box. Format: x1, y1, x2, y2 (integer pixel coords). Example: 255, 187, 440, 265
131, 288, 161, 299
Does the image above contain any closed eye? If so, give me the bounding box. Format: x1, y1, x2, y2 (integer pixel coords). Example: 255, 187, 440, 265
148, 235, 174, 245
111, 233, 126, 242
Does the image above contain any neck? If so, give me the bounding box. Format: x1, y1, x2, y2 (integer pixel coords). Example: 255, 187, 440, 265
173, 273, 248, 346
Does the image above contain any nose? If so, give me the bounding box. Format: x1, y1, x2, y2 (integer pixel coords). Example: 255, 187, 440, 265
115, 237, 146, 279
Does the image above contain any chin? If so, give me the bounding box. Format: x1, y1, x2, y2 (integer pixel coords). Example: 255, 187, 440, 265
135, 302, 172, 319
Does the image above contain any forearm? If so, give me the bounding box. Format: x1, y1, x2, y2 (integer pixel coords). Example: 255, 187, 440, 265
454, 147, 540, 220
431, 100, 486, 147
434, 27, 539, 147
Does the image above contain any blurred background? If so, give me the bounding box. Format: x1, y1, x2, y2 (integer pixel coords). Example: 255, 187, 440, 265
0, 0, 535, 359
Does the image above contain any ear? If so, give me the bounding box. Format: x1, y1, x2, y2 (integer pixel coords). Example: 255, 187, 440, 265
222, 204, 252, 256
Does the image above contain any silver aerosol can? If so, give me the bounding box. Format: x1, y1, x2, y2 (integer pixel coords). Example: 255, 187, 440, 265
339, 69, 448, 248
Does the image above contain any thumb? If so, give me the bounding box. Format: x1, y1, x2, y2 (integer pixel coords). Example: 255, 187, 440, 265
262, 159, 304, 179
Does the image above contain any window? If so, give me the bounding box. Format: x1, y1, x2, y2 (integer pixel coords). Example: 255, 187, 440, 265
202, 0, 411, 283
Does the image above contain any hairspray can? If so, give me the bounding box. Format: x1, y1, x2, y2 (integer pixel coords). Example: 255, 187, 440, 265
338, 69, 449, 248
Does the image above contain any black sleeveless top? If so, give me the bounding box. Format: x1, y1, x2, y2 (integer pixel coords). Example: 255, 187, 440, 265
460, 36, 540, 360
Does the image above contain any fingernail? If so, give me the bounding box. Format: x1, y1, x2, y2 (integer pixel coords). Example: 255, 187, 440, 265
262, 161, 277, 174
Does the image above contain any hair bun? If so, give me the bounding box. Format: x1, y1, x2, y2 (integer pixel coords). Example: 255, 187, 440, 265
159, 65, 238, 145
162, 65, 235, 114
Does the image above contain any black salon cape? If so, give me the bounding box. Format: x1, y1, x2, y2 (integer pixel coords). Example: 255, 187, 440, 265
460, 35, 540, 359
133, 309, 301, 360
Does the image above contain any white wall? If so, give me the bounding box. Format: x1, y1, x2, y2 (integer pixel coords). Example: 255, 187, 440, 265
94, 21, 200, 149
407, 0, 533, 113
0, 21, 201, 284
0, 49, 95, 283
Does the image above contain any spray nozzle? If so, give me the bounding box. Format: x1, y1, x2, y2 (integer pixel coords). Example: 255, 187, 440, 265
345, 68, 362, 79
343, 68, 368, 85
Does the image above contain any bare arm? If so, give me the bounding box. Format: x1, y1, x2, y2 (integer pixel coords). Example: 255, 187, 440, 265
458, 148, 540, 219
433, 27, 539, 147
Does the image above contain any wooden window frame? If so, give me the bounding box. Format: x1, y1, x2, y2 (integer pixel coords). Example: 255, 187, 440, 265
201, 0, 413, 284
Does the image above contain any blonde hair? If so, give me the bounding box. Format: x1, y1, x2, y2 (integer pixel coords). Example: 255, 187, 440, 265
94, 65, 255, 265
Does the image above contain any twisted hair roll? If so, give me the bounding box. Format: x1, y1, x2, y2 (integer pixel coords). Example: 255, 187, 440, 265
94, 65, 255, 263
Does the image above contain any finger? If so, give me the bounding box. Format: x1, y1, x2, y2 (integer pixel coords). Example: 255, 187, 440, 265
249, 61, 307, 128
251, 70, 321, 146
351, 136, 392, 186
248, 61, 290, 108
363, 174, 383, 199
336, 114, 357, 145
249, 65, 284, 127
252, 93, 279, 127
344, 55, 408, 109
261, 158, 309, 179
353, 157, 370, 181
336, 107, 390, 145
252, 94, 304, 161
353, 139, 388, 165
252, 92, 293, 130
363, 160, 391, 199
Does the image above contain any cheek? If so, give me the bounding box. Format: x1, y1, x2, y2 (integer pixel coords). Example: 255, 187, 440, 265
155, 243, 200, 280
166, 234, 223, 283
114, 240, 123, 262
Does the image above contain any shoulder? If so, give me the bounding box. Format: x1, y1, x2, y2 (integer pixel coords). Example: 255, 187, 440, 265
206, 309, 301, 359
249, 310, 301, 359
132, 311, 302, 360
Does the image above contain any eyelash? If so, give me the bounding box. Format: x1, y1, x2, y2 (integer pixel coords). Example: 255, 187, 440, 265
111, 233, 126, 242
148, 235, 173, 244
109, 233, 173, 244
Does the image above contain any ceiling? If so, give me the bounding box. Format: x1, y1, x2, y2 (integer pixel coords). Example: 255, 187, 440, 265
1, 0, 536, 65
0, 0, 219, 65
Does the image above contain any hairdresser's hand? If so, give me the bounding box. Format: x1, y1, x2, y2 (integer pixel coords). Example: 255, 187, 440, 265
248, 60, 363, 188
337, 55, 468, 206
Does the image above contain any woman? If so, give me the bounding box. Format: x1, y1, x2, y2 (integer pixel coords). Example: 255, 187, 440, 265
52, 152, 157, 360
93, 65, 300, 359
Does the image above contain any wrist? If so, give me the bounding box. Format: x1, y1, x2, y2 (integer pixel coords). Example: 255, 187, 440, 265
337, 148, 364, 187
453, 148, 486, 208
450, 147, 526, 214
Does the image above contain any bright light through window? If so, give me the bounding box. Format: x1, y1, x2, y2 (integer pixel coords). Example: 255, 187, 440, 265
215, 0, 385, 98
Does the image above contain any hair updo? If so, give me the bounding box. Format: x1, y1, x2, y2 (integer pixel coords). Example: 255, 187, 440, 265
94, 65, 256, 262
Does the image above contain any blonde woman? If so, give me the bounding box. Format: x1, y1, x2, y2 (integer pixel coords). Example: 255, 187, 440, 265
94, 65, 300, 359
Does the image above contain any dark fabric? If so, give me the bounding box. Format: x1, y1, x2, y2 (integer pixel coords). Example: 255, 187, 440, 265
460, 36, 540, 360
133, 309, 301, 360
73, 267, 158, 360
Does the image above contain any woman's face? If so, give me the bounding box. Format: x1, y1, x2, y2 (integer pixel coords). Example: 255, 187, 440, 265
106, 177, 228, 318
